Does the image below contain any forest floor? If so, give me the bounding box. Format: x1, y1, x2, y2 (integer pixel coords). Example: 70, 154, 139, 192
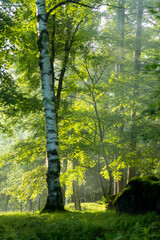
0, 203, 159, 240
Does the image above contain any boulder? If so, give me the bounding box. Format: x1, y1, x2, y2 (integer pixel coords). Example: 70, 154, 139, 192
114, 175, 160, 214
104, 194, 117, 210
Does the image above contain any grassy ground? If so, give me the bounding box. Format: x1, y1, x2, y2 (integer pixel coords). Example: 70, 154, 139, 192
65, 202, 105, 212
0, 203, 159, 240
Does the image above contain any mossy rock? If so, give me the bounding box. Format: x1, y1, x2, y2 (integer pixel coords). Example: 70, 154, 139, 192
104, 194, 117, 210
114, 175, 160, 214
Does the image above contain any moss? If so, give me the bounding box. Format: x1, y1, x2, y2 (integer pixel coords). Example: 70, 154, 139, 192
142, 175, 159, 181
105, 194, 117, 210
114, 175, 160, 214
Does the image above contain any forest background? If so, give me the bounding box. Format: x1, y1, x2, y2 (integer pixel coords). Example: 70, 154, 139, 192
0, 0, 160, 212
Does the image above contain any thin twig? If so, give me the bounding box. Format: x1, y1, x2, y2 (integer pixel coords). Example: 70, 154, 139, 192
94, 62, 108, 85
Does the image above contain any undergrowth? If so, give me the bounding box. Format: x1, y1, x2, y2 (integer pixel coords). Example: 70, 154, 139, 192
0, 203, 159, 240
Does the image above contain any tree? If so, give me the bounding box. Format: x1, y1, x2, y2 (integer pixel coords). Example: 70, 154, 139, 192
127, 0, 143, 181
36, 0, 64, 212
35, 0, 101, 211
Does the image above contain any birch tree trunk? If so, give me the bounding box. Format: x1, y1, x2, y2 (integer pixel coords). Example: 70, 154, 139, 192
36, 0, 64, 212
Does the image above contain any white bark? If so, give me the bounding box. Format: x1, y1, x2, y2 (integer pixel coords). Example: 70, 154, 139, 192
36, 0, 63, 211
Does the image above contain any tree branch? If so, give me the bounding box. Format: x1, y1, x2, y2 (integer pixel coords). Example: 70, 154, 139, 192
47, 1, 93, 20
56, 17, 85, 112
46, 1, 125, 20
69, 159, 99, 172
85, 59, 94, 83
94, 62, 108, 85
69, 17, 85, 49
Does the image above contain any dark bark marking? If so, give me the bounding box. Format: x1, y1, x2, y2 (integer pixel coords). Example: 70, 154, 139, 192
48, 149, 58, 157
37, 29, 49, 51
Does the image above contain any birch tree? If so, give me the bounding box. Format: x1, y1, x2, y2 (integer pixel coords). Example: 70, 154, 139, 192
36, 0, 64, 212
35, 0, 94, 212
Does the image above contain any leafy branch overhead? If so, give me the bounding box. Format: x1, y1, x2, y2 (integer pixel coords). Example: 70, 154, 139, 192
46, 0, 126, 20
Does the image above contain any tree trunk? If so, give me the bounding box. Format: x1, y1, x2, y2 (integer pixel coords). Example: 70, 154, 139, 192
72, 161, 81, 211
36, 0, 64, 212
115, 0, 126, 192
72, 180, 81, 211
134, 0, 143, 75
115, 0, 125, 74
61, 158, 68, 206
91, 91, 112, 195
127, 0, 143, 182
38, 195, 41, 211
29, 199, 33, 212
114, 178, 117, 195
20, 201, 23, 213
97, 156, 107, 197
127, 166, 136, 182
118, 169, 125, 193
53, 14, 84, 118
51, 14, 56, 90
5, 195, 10, 212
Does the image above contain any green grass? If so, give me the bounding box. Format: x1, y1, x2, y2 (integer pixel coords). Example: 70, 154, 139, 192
0, 203, 159, 240
65, 202, 105, 212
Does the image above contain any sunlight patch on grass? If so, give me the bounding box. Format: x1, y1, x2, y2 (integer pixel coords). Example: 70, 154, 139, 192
65, 202, 105, 212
